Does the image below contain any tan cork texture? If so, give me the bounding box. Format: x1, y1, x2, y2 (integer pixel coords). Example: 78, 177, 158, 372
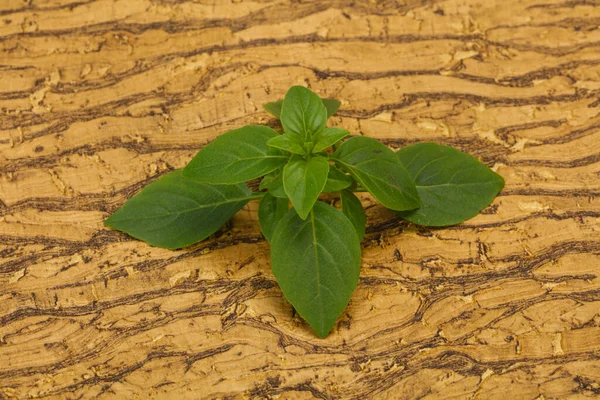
1, 0, 600, 398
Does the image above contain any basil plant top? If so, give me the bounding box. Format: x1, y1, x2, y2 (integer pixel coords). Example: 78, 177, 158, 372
105, 86, 504, 338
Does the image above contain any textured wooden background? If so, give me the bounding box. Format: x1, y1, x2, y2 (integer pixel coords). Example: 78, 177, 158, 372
1, 0, 600, 398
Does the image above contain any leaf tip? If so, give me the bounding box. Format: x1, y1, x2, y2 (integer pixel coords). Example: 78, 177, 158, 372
297, 209, 310, 220
103, 214, 117, 229
315, 328, 331, 339
495, 171, 506, 187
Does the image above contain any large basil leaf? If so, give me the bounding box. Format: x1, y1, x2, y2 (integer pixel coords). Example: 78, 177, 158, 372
280, 86, 327, 141
183, 125, 288, 184
267, 133, 307, 155
258, 194, 289, 243
263, 97, 340, 120
271, 201, 361, 338
340, 190, 366, 241
322, 166, 353, 193
311, 128, 349, 153
283, 155, 329, 219
104, 171, 255, 249
332, 137, 420, 211
396, 143, 505, 226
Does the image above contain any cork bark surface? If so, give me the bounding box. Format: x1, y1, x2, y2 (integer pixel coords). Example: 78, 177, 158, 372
1, 0, 600, 398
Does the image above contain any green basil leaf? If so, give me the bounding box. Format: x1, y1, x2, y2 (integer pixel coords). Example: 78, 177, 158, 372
267, 134, 307, 155
322, 98, 341, 118
271, 201, 361, 338
265, 173, 287, 199
262, 101, 283, 118
258, 194, 289, 243
281, 86, 327, 142
396, 142, 505, 226
104, 171, 255, 249
283, 155, 329, 220
322, 166, 353, 192
183, 125, 288, 184
311, 128, 350, 153
340, 190, 366, 241
259, 172, 277, 191
332, 137, 421, 211
263, 97, 340, 119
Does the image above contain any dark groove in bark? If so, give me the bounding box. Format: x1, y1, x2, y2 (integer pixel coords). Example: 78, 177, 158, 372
7, 55, 596, 102
3, 123, 599, 176
510, 152, 600, 168
527, 0, 600, 9
0, 0, 446, 43
2, 85, 597, 141
3, 39, 600, 104
0, 0, 95, 17
0, 2, 332, 42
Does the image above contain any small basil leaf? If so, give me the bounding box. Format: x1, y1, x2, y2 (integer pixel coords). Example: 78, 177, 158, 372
322, 98, 341, 118
267, 134, 307, 155
271, 201, 361, 338
340, 190, 366, 241
104, 170, 254, 249
332, 137, 421, 211
311, 128, 350, 153
281, 86, 327, 142
322, 166, 353, 192
263, 101, 282, 118
265, 173, 287, 199
183, 125, 288, 184
259, 172, 277, 191
396, 142, 505, 226
258, 194, 289, 243
283, 155, 330, 220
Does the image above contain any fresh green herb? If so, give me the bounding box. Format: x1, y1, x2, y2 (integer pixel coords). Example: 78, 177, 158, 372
322, 166, 353, 193
331, 136, 421, 211
183, 125, 287, 184
105, 86, 504, 338
271, 201, 361, 338
396, 143, 505, 226
283, 154, 329, 219
104, 171, 256, 249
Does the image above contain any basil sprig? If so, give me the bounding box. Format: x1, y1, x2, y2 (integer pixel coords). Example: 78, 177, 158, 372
105, 86, 504, 338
